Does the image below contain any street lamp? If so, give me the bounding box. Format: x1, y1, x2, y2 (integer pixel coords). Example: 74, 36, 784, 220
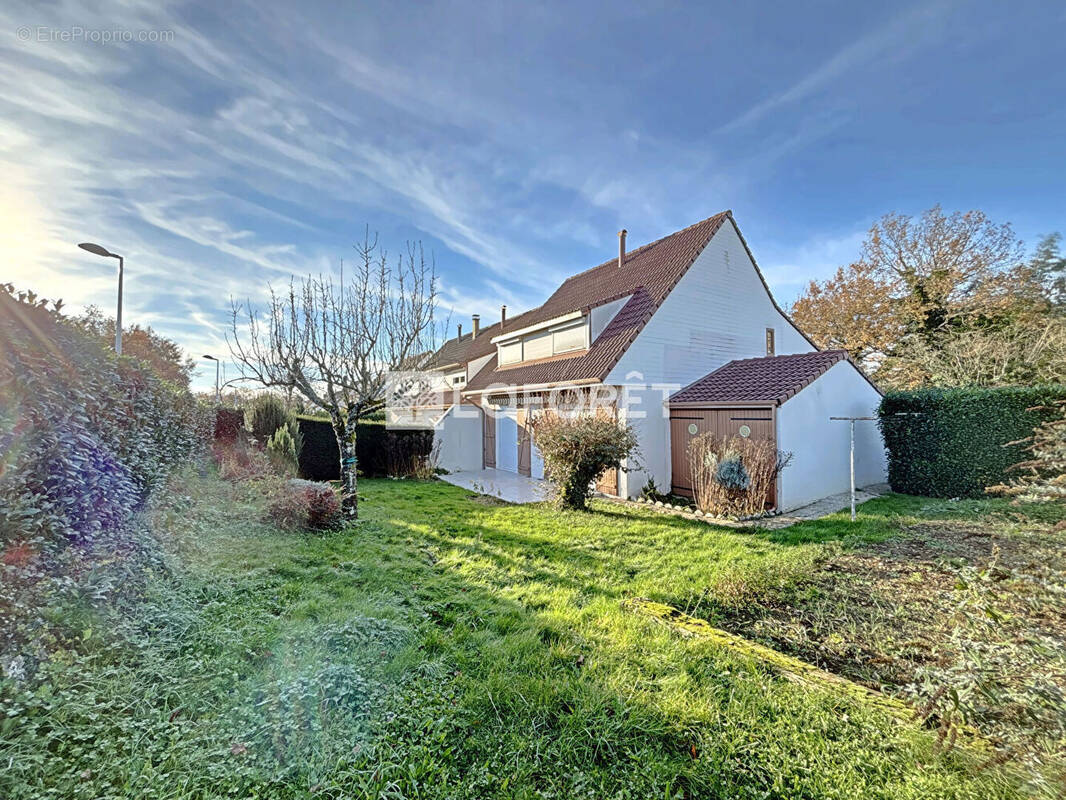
78, 242, 124, 355
203, 355, 220, 404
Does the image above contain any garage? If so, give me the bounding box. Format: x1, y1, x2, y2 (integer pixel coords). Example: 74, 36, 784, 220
670, 406, 775, 505
669, 350, 887, 511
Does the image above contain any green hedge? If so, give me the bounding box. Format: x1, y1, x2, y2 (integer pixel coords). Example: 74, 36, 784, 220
878, 385, 1066, 498
295, 416, 433, 480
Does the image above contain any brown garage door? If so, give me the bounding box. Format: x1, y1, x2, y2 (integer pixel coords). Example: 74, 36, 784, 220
670, 407, 774, 499
516, 408, 532, 477
482, 406, 495, 468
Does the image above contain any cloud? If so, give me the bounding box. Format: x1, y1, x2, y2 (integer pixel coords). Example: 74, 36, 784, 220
717, 1, 954, 134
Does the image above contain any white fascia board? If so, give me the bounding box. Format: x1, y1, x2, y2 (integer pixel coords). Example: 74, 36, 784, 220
489, 310, 584, 344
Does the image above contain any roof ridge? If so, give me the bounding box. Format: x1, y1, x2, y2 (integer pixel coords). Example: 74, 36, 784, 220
557, 210, 731, 283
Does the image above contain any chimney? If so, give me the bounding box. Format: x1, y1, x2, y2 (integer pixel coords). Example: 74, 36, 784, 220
471, 314, 480, 338
500, 304, 507, 329
457, 322, 462, 339
618, 229, 627, 268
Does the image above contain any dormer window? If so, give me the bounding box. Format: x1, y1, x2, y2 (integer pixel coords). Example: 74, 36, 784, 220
552, 319, 587, 353
494, 312, 590, 366
499, 338, 522, 365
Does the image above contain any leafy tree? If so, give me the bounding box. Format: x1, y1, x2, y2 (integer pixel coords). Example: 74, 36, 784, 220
73, 306, 196, 387
530, 414, 638, 510
1027, 233, 1066, 312
792, 206, 1063, 388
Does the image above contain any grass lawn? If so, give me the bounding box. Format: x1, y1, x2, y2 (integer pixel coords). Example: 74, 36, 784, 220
3, 472, 1062, 799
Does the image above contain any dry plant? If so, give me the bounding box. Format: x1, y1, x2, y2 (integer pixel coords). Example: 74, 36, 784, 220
689, 433, 791, 517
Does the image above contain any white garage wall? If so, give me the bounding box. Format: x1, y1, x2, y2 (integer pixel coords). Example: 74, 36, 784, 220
434, 405, 484, 473
776, 361, 887, 511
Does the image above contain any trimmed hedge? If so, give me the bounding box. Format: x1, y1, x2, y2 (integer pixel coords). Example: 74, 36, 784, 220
295, 416, 433, 480
879, 385, 1066, 498
0, 288, 211, 547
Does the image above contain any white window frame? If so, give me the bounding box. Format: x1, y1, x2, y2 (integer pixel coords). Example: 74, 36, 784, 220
498, 338, 522, 365
550, 318, 588, 354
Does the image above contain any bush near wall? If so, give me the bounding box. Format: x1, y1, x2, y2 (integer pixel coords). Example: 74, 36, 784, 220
0, 285, 211, 664
878, 385, 1066, 498
213, 407, 244, 443
295, 416, 433, 480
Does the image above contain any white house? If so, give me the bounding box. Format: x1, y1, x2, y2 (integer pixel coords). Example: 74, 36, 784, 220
392, 211, 887, 511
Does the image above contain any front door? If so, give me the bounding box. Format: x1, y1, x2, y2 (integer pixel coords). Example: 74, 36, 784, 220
496, 408, 519, 473
516, 408, 532, 477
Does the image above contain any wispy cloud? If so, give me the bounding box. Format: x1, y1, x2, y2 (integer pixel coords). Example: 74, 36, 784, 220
3, 0, 1052, 395
716, 1, 954, 134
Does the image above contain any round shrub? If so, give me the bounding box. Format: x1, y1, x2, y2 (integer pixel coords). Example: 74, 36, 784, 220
266, 479, 341, 531
530, 413, 638, 510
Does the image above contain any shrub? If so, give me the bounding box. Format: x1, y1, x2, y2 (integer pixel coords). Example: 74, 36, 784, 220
246, 393, 290, 444
266, 479, 342, 531
295, 416, 434, 480
0, 283, 209, 667
986, 399, 1066, 504
266, 421, 303, 476
879, 385, 1066, 498
530, 414, 638, 510
215, 438, 273, 482
0, 284, 209, 549
213, 407, 244, 443
689, 433, 791, 518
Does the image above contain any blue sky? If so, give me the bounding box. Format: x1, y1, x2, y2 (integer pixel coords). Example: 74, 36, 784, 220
3, 0, 1064, 391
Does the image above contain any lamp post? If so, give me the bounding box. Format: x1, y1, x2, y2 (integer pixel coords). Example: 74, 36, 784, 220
203, 355, 220, 404
77, 242, 124, 355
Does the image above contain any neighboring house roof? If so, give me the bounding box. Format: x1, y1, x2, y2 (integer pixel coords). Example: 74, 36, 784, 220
669, 350, 879, 406
425, 210, 817, 393
424, 333, 476, 370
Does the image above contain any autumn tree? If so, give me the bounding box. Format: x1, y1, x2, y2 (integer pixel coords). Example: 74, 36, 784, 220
228, 231, 437, 519
791, 206, 1064, 388
73, 306, 196, 387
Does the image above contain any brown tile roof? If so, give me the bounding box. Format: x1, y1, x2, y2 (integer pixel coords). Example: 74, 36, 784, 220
462, 213, 734, 391
669, 350, 879, 406
428, 210, 818, 394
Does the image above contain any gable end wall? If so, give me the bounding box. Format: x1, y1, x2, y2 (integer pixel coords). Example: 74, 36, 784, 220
608, 222, 813, 496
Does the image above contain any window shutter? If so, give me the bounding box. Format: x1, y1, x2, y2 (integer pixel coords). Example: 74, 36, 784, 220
499, 339, 522, 365
552, 321, 586, 353
524, 329, 553, 361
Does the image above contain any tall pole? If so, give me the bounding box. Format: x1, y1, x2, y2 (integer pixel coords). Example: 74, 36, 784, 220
204, 355, 221, 404
115, 255, 124, 355
830, 416, 877, 522
849, 419, 856, 521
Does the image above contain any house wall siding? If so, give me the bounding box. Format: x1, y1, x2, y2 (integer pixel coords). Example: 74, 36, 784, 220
434, 405, 484, 473
776, 361, 887, 510
590, 295, 631, 342
608, 222, 813, 496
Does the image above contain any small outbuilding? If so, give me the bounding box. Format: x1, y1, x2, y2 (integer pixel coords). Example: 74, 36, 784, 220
668, 350, 887, 511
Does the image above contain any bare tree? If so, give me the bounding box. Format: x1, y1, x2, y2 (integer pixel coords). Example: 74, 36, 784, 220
228, 230, 437, 519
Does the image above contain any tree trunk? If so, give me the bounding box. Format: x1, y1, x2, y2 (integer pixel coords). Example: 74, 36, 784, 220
332, 414, 358, 520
